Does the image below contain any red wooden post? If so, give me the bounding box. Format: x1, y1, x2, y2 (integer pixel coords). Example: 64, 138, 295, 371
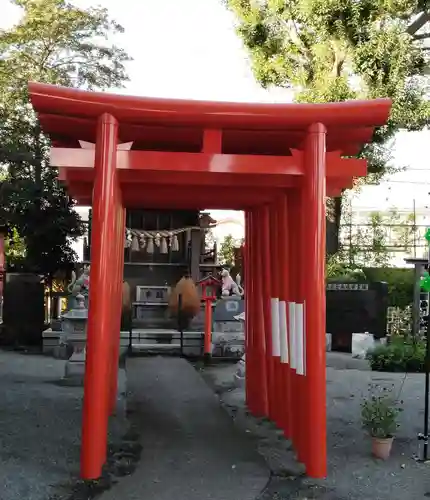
303, 124, 327, 478
287, 191, 300, 456
109, 197, 126, 415
269, 203, 282, 427
252, 208, 268, 417
81, 113, 119, 480
244, 210, 255, 412
277, 194, 291, 437
296, 183, 307, 465
260, 205, 275, 421
197, 275, 220, 364
204, 298, 212, 359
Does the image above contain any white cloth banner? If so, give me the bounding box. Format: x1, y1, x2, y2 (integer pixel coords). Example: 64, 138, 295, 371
279, 300, 288, 363
271, 298, 280, 356
295, 303, 305, 376
288, 302, 296, 370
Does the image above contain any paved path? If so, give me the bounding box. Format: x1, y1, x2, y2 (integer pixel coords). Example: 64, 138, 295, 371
100, 357, 269, 500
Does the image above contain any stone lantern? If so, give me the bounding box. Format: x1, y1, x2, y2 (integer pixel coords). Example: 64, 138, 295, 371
62, 293, 88, 384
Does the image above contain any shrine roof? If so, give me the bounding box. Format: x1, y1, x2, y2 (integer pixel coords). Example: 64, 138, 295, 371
28, 82, 391, 156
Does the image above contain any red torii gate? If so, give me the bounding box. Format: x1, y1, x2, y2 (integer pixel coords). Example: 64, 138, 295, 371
28, 82, 391, 481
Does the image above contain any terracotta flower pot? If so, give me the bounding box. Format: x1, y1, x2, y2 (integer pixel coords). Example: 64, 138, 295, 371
371, 436, 394, 460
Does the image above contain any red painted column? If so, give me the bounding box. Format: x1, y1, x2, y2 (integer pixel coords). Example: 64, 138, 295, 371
244, 210, 255, 412
109, 196, 126, 414
277, 194, 291, 437
252, 208, 268, 417
295, 183, 308, 465
260, 205, 274, 420
287, 190, 303, 458
81, 113, 119, 480
203, 297, 213, 360
303, 123, 327, 478
269, 204, 282, 427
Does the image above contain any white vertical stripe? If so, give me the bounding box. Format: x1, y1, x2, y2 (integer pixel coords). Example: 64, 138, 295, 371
279, 300, 288, 363
288, 302, 296, 370
271, 298, 280, 356
296, 303, 305, 376
303, 300, 306, 375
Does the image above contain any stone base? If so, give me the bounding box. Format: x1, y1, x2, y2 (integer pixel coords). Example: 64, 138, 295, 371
326, 333, 332, 352
63, 361, 86, 386
63, 348, 86, 386
62, 355, 128, 393
44, 330, 133, 357
53, 343, 71, 360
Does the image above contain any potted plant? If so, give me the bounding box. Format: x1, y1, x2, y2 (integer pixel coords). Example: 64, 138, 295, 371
361, 383, 403, 460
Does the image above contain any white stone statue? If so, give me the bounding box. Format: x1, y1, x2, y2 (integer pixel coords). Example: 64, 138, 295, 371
220, 269, 244, 299
68, 265, 90, 297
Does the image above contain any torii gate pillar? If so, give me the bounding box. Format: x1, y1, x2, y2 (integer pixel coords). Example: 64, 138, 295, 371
302, 123, 327, 477
244, 124, 327, 478
80, 113, 125, 479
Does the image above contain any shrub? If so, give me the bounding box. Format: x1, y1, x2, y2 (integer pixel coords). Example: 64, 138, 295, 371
363, 267, 414, 309
361, 384, 403, 438
366, 338, 425, 373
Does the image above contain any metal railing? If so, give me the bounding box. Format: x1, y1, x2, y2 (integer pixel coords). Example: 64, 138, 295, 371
127, 294, 205, 358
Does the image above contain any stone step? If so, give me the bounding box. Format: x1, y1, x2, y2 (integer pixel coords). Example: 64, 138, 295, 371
132, 328, 203, 337
132, 343, 182, 350
43, 328, 243, 359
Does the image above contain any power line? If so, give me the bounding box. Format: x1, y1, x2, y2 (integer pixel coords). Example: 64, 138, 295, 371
400, 168, 430, 172
367, 180, 430, 185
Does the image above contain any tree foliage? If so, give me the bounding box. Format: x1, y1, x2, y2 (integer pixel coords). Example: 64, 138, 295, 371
227, 0, 430, 181
337, 206, 421, 268
219, 234, 240, 267
0, 0, 131, 275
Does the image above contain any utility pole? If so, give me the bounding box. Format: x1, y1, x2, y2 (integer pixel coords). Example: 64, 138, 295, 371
418, 228, 430, 462
413, 198, 417, 258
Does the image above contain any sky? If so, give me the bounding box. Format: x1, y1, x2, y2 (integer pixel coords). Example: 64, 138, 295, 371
3, 0, 430, 246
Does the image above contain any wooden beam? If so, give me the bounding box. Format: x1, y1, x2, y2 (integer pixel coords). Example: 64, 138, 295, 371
291, 149, 367, 178
203, 129, 222, 153
65, 181, 283, 210
51, 148, 303, 176
51, 148, 367, 178
63, 177, 354, 205
59, 167, 298, 188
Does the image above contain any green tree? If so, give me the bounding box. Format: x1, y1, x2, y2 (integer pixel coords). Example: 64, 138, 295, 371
227, 0, 430, 229
0, 0, 131, 276
219, 234, 238, 267
367, 212, 390, 267
390, 210, 419, 255
338, 206, 390, 268
4, 227, 26, 266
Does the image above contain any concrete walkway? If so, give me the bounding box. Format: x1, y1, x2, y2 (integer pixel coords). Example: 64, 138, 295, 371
100, 357, 269, 500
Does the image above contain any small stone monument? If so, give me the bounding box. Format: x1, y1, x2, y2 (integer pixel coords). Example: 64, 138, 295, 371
213, 298, 245, 357
62, 293, 88, 385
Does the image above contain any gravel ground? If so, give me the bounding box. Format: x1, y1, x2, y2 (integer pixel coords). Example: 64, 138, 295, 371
0, 350, 127, 500
200, 355, 430, 500
3, 348, 429, 500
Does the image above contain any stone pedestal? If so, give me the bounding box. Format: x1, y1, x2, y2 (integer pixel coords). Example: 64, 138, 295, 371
64, 346, 86, 385
326, 333, 332, 352
61, 294, 88, 386
213, 298, 245, 358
